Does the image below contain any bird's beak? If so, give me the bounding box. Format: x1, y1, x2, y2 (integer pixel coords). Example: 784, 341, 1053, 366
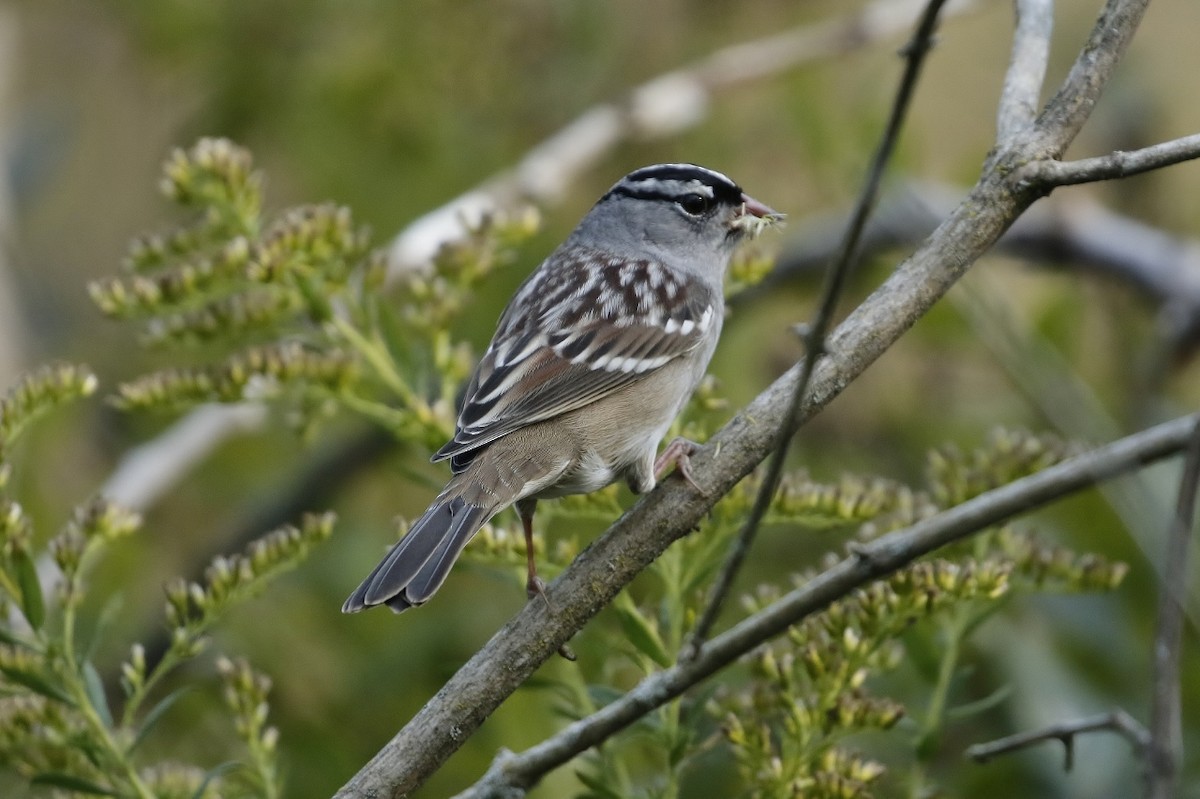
739, 192, 782, 220
729, 192, 784, 237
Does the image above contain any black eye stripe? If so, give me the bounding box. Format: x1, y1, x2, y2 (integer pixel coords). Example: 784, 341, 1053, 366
606, 184, 731, 207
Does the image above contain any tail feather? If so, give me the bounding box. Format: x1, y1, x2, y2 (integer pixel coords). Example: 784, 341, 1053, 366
341, 496, 492, 613
403, 505, 487, 605
342, 430, 571, 614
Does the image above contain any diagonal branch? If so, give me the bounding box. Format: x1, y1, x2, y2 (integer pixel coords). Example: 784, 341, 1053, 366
459, 413, 1200, 798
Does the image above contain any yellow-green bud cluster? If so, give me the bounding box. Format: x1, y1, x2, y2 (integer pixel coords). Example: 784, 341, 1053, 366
113, 343, 356, 410
164, 512, 334, 647
0, 692, 97, 782
142, 287, 305, 345
997, 528, 1128, 591
248, 203, 369, 286
722, 711, 888, 799
217, 656, 278, 754
140, 763, 215, 799
89, 237, 253, 319
49, 498, 142, 605
716, 471, 926, 533
119, 643, 148, 699
805, 748, 888, 799
399, 206, 541, 333
725, 246, 777, 297
0, 364, 98, 452
160, 138, 261, 224
927, 428, 1074, 507
0, 499, 32, 554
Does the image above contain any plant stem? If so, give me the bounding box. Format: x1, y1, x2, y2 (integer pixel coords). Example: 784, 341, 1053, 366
329, 316, 416, 405
62, 578, 156, 799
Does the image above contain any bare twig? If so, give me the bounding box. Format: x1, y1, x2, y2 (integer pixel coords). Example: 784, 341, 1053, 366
683, 0, 952, 659
995, 0, 1054, 142
966, 710, 1151, 769
1026, 0, 1149, 156
1146, 419, 1200, 798
457, 414, 1200, 798
1023, 132, 1200, 187
768, 184, 1200, 362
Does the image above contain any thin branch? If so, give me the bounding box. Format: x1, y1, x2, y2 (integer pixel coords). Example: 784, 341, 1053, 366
996, 0, 1054, 142
966, 710, 1151, 769
1028, 0, 1150, 156
1146, 418, 1200, 799
457, 414, 1200, 798
384, 0, 987, 276
683, 0, 951, 658
768, 183, 1200, 362
1022, 132, 1200, 187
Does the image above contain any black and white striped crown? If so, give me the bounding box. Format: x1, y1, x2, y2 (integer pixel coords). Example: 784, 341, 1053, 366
604, 163, 744, 207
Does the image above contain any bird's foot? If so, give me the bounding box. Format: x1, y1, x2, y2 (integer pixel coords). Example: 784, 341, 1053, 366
654, 437, 707, 495
527, 573, 553, 611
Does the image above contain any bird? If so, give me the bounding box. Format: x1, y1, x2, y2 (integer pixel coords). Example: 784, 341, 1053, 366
343, 163, 781, 614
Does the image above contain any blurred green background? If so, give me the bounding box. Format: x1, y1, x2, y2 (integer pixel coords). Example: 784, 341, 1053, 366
2, 0, 1200, 796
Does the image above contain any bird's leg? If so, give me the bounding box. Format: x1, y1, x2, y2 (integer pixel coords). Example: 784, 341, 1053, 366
516, 498, 550, 608
654, 437, 706, 495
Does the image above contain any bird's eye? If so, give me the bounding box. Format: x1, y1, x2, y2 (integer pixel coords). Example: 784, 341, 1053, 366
677, 193, 711, 216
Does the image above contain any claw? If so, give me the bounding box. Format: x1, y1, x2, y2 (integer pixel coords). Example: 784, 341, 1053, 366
654, 437, 707, 496
527, 573, 553, 611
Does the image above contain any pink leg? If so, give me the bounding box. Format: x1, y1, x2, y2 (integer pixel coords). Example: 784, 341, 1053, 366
516, 498, 550, 608
654, 437, 706, 495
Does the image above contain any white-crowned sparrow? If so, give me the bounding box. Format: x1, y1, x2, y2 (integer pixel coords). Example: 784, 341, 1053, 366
343, 164, 780, 614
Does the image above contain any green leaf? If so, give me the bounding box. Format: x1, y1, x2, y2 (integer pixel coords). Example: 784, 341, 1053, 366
70, 735, 107, 769
611, 594, 671, 668
0, 624, 35, 649
132, 687, 192, 752
83, 661, 113, 728
574, 767, 623, 799
84, 594, 126, 662
584, 684, 624, 711
0, 664, 74, 705
191, 761, 241, 799
30, 772, 115, 795
13, 548, 44, 630
947, 683, 1013, 721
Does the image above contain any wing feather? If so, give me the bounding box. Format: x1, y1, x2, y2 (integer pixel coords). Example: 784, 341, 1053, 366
433, 250, 718, 466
